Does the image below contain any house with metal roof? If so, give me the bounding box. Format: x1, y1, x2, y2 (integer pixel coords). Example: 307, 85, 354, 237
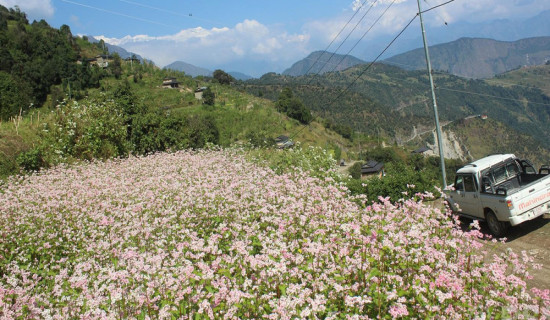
361, 160, 385, 179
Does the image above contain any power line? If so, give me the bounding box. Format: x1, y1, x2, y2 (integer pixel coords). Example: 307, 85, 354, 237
326, 14, 418, 107
328, 0, 399, 74
437, 87, 550, 106
420, 0, 456, 14
308, 0, 379, 77
382, 59, 550, 93
60, 0, 176, 29
289, 9, 418, 141
301, 0, 372, 77
117, 0, 221, 27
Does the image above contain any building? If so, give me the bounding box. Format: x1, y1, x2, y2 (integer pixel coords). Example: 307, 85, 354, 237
194, 87, 208, 99
412, 146, 431, 155
361, 160, 385, 179
88, 55, 113, 68
162, 78, 179, 89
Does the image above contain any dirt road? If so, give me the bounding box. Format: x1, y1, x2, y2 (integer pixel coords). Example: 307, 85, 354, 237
480, 213, 550, 290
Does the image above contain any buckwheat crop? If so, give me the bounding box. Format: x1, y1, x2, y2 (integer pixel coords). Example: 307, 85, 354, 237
0, 150, 548, 319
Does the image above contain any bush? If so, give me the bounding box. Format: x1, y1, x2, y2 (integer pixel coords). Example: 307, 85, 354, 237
16, 147, 46, 171
348, 161, 363, 180
364, 162, 440, 202
202, 87, 215, 106
38, 97, 129, 164
277, 88, 313, 125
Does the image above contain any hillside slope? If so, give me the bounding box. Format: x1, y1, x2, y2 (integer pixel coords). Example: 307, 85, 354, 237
242, 62, 550, 164
490, 64, 550, 96
384, 37, 550, 79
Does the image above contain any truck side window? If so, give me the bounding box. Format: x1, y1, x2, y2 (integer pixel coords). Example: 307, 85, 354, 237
463, 174, 477, 192
455, 176, 464, 191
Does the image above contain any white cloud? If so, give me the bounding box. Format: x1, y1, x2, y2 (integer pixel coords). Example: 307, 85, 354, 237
95, 0, 550, 76
97, 19, 310, 76
0, 0, 54, 20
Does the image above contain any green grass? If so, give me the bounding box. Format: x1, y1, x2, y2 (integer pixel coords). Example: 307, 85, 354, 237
491, 65, 550, 96
0, 63, 353, 179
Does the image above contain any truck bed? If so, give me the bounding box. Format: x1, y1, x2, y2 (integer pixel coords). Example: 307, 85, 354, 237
488, 173, 550, 196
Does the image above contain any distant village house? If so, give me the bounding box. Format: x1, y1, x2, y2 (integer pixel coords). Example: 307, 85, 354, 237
88, 55, 113, 68
162, 78, 179, 89
412, 146, 431, 155
361, 160, 385, 179
194, 87, 208, 99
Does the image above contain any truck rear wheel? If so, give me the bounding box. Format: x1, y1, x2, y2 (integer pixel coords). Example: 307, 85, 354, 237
485, 210, 508, 237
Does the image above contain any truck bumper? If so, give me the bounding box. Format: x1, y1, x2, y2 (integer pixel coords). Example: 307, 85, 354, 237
508, 203, 549, 226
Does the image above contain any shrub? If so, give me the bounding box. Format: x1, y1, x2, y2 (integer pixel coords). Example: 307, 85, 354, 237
348, 161, 363, 180
39, 97, 129, 164
16, 147, 46, 171
364, 162, 440, 202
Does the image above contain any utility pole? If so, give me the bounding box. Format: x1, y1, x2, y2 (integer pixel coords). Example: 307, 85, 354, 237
417, 0, 447, 188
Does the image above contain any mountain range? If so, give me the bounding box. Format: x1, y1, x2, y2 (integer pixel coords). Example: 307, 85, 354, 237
280, 37, 550, 79
282, 51, 366, 76
241, 62, 550, 164
163, 61, 253, 80
384, 36, 550, 78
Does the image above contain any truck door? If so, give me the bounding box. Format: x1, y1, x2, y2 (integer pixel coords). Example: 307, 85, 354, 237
453, 173, 483, 218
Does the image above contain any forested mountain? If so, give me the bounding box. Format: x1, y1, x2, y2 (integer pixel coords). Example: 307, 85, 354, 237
0, 5, 350, 178
164, 61, 212, 77
0, 5, 106, 120
282, 51, 366, 76
384, 37, 550, 79
241, 62, 550, 163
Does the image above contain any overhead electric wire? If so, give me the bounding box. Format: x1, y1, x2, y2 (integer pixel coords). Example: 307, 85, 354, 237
382, 59, 549, 93
327, 0, 399, 74
437, 87, 550, 106
308, 0, 379, 78
117, 0, 221, 26
60, 0, 176, 29
290, 4, 417, 141
326, 13, 418, 107
300, 0, 372, 77
420, 0, 456, 14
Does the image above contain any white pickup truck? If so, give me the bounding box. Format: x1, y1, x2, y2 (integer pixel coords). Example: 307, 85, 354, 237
446, 154, 550, 236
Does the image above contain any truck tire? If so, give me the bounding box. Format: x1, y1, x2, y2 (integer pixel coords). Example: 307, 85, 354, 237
485, 209, 508, 237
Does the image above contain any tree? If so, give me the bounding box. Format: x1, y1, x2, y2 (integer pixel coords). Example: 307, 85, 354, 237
202, 87, 215, 106
276, 87, 312, 124
111, 53, 122, 79
213, 69, 234, 85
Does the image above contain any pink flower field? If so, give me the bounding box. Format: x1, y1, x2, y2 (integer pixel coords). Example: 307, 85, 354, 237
0, 149, 548, 319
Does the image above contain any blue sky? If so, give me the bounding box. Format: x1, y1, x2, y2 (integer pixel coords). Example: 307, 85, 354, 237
1, 0, 549, 76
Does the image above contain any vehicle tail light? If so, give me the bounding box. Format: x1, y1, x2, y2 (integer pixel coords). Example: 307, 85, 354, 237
507, 200, 513, 209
